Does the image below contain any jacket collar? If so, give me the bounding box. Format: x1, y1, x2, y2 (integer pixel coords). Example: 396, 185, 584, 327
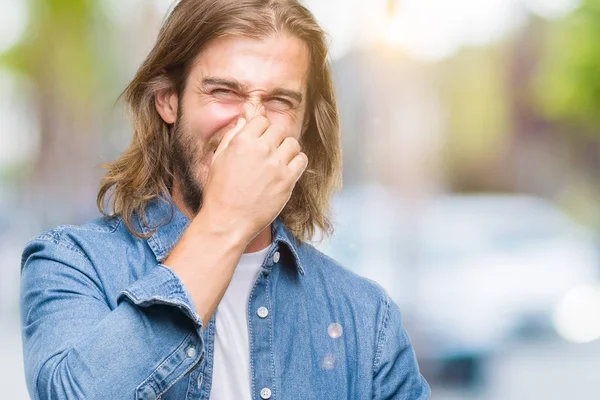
137, 196, 305, 276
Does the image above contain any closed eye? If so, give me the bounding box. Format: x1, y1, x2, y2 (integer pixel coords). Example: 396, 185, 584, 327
211, 88, 237, 96
269, 97, 294, 108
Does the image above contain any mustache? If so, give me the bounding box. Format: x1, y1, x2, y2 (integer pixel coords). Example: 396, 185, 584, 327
172, 121, 230, 161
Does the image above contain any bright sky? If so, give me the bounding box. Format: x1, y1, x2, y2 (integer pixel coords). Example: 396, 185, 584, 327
0, 0, 583, 62
0, 0, 27, 54
303, 0, 581, 61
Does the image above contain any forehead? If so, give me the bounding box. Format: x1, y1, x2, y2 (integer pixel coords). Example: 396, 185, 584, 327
189, 34, 310, 93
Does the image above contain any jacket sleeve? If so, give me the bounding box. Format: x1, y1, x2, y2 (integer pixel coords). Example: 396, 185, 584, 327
372, 294, 431, 399
20, 235, 204, 400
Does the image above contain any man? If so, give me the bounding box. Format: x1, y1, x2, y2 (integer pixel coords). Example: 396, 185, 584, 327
20, 0, 431, 399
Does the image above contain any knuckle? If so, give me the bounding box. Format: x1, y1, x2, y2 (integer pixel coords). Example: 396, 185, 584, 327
254, 115, 270, 126
284, 136, 300, 152
267, 156, 281, 170
229, 137, 246, 154
230, 133, 243, 146
271, 123, 286, 135
257, 142, 271, 155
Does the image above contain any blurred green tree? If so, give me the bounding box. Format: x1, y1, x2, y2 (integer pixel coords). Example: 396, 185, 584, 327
534, 0, 600, 133
439, 44, 514, 192
1, 0, 115, 103
533, 3, 600, 228
0, 0, 119, 227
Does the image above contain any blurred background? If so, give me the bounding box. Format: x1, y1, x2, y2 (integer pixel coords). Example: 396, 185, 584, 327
1, 0, 600, 398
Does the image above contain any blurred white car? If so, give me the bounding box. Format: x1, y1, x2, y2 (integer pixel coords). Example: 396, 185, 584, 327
316, 186, 600, 384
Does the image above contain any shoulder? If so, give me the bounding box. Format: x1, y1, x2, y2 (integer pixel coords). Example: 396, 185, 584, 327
21, 216, 125, 267
26, 215, 123, 247
299, 242, 391, 310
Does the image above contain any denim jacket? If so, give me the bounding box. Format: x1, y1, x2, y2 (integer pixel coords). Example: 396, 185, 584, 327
20, 197, 430, 400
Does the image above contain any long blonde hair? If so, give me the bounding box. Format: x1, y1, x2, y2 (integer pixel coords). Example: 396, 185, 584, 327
97, 0, 342, 242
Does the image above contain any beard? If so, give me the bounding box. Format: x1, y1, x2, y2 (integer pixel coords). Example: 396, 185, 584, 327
170, 107, 221, 216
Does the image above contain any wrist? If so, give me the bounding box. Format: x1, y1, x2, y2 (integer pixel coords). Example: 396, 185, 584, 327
189, 206, 251, 251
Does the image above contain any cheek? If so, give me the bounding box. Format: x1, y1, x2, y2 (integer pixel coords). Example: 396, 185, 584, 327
185, 102, 240, 140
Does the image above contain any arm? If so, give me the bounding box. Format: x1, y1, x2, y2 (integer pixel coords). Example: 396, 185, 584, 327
372, 295, 431, 399
21, 211, 254, 400
21, 235, 206, 400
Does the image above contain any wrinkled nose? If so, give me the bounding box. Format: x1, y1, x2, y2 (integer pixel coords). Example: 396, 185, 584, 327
242, 98, 266, 121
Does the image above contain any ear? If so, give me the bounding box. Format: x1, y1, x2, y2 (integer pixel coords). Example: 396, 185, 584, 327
155, 88, 179, 124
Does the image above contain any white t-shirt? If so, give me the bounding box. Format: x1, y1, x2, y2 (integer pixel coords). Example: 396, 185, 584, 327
209, 245, 270, 400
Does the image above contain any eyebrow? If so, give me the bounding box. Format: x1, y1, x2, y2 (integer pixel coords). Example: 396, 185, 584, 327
201, 77, 304, 104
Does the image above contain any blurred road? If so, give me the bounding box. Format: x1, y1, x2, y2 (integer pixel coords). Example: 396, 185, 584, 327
432, 337, 600, 399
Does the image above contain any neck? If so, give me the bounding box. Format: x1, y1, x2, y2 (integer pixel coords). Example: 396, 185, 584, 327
244, 227, 273, 253
171, 181, 272, 254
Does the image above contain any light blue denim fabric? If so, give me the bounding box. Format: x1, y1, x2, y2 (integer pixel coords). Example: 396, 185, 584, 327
20, 197, 430, 399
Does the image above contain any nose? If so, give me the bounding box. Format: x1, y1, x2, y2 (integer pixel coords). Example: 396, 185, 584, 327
241, 98, 266, 120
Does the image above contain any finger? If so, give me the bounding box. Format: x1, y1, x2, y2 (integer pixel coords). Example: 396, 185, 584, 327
276, 136, 301, 164
287, 152, 308, 181
260, 123, 287, 150
213, 117, 246, 163
240, 115, 271, 138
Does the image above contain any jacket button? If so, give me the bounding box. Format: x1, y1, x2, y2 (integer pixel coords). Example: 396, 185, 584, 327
272, 252, 280, 263
257, 306, 269, 318
186, 346, 196, 358
260, 387, 272, 399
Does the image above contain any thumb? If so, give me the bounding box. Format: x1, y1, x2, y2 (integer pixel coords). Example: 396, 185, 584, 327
212, 117, 246, 164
